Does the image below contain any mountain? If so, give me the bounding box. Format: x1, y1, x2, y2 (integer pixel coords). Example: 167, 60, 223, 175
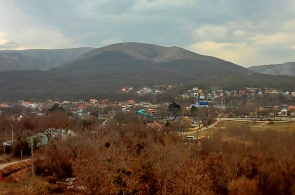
67, 42, 244, 66
55, 42, 251, 77
0, 47, 94, 71
1, 42, 295, 101
249, 62, 295, 77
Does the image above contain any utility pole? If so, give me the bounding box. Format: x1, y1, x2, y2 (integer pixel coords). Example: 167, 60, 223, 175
27, 136, 36, 177
11, 127, 14, 153
31, 143, 35, 177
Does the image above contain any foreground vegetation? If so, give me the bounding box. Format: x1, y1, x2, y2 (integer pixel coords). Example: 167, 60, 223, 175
2, 110, 295, 194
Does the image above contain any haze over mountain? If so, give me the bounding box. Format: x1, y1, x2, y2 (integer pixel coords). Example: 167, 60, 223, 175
0, 47, 94, 71
249, 62, 295, 77
56, 42, 251, 75
1, 42, 295, 101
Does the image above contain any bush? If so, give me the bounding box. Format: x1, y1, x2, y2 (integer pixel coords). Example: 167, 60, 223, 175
35, 140, 74, 179
12, 140, 30, 158
28, 117, 295, 194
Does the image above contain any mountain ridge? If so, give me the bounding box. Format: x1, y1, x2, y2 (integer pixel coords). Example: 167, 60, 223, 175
79, 42, 235, 64
0, 42, 295, 101
57, 42, 250, 74
249, 62, 295, 77
0, 47, 95, 71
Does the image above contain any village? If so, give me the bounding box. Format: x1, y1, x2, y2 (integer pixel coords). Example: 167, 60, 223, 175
1, 82, 295, 193
0, 84, 295, 148
1, 85, 295, 120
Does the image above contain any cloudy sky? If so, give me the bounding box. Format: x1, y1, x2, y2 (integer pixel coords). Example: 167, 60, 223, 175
1, 0, 295, 67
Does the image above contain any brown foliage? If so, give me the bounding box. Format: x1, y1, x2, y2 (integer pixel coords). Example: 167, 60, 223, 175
35, 140, 75, 179
28, 118, 295, 194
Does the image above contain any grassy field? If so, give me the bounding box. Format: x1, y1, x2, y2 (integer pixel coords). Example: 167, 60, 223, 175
0, 176, 58, 194
189, 120, 295, 138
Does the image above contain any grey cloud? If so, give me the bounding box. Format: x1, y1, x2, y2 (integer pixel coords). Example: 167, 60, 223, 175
259, 44, 295, 60
0, 41, 19, 49
4, 0, 295, 65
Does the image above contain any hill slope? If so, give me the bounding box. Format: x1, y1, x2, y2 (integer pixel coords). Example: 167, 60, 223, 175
1, 42, 295, 101
0, 47, 94, 71
56, 42, 251, 75
249, 62, 295, 77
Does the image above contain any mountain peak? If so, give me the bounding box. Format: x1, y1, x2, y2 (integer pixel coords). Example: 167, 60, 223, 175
83, 42, 204, 63
1, 42, 295, 101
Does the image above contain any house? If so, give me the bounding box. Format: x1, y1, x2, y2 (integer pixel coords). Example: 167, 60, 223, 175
288, 105, 295, 111
197, 101, 209, 107
22, 102, 31, 107
138, 102, 153, 108
44, 128, 77, 140
278, 109, 288, 117
27, 128, 77, 147
122, 86, 133, 93
27, 133, 49, 147
2, 140, 16, 153
136, 109, 152, 118
126, 100, 135, 105
146, 121, 163, 131
0, 103, 9, 108
78, 105, 86, 110
90, 99, 98, 104
101, 99, 108, 104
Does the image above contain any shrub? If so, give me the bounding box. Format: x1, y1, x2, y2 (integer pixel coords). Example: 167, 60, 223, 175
35, 140, 74, 179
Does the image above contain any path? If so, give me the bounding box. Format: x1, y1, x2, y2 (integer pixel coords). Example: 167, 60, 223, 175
0, 159, 30, 170
182, 120, 221, 135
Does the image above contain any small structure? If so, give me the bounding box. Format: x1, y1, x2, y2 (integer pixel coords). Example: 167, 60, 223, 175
187, 122, 203, 131
44, 128, 77, 140
2, 140, 15, 153
27, 133, 49, 147
27, 128, 77, 147
101, 99, 108, 104
197, 101, 209, 107
136, 109, 152, 118
89, 99, 98, 104
278, 109, 288, 117
186, 136, 197, 140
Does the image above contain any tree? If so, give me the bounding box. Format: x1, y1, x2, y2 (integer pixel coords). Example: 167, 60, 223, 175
49, 104, 65, 112
168, 102, 181, 119
155, 106, 168, 119
190, 105, 199, 120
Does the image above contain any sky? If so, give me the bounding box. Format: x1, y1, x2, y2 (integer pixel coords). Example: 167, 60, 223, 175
0, 0, 295, 67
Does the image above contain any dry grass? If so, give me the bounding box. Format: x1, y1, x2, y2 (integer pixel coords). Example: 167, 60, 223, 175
0, 177, 34, 195
190, 120, 295, 138
0, 176, 62, 195
3, 118, 295, 194
0, 155, 13, 164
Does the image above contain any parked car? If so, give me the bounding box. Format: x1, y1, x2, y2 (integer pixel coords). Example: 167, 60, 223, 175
186, 136, 197, 140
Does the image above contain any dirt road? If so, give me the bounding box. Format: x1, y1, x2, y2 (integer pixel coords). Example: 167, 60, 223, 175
0, 159, 31, 170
